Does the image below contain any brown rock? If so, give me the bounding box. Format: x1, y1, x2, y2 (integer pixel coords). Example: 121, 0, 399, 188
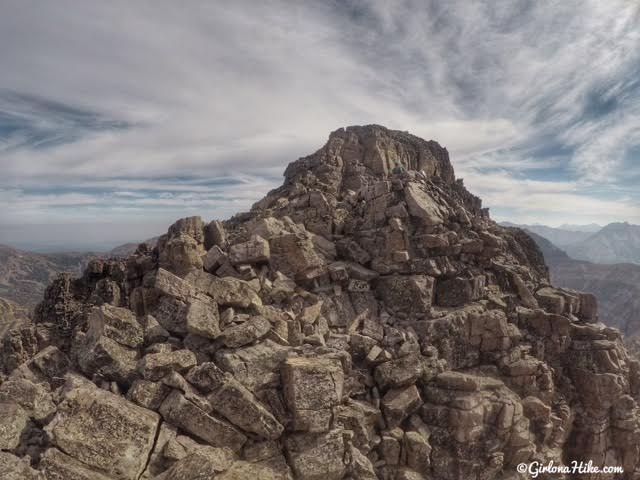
283, 357, 344, 432
285, 429, 347, 480
45, 380, 160, 480
159, 390, 246, 452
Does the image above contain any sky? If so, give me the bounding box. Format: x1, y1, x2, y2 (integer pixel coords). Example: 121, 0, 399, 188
1, 0, 640, 251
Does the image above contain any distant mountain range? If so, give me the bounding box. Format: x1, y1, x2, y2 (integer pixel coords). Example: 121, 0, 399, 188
0, 244, 96, 309
501, 221, 640, 265
509, 227, 640, 339
565, 222, 640, 265
500, 222, 595, 247
0, 237, 157, 313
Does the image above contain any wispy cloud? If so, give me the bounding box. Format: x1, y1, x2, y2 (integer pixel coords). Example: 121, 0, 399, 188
1, 0, 639, 248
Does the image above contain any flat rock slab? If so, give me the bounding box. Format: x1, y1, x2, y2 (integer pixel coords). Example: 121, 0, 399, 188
45, 381, 160, 480
159, 390, 246, 452
40, 448, 115, 480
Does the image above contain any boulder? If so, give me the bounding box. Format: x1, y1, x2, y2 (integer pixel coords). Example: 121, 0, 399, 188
202, 245, 227, 273
150, 268, 195, 301
185, 293, 221, 339
285, 429, 347, 480
382, 384, 422, 428
40, 448, 114, 480
167, 216, 205, 244
375, 353, 424, 391
229, 235, 270, 265
436, 277, 475, 307
0, 451, 43, 480
185, 270, 262, 308
269, 233, 326, 282
220, 315, 271, 348
45, 381, 160, 480
404, 182, 444, 225
154, 449, 234, 479
204, 220, 227, 249
0, 402, 28, 449
138, 349, 197, 381
282, 357, 344, 432
376, 275, 434, 315
126, 379, 171, 410
0, 378, 55, 421
78, 334, 138, 385
159, 390, 246, 452
87, 304, 144, 349
216, 339, 290, 391
159, 233, 204, 276
206, 367, 284, 439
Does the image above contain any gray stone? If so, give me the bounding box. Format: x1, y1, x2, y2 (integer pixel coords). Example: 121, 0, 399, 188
159, 390, 246, 452
45, 380, 160, 480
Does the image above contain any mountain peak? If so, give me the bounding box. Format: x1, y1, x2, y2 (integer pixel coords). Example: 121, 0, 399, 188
1, 127, 639, 479
282, 125, 455, 192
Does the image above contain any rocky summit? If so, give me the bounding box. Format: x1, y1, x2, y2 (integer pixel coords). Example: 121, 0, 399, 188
0, 124, 638, 479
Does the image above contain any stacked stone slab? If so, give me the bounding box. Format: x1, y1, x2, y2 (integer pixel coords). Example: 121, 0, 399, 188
0, 124, 639, 479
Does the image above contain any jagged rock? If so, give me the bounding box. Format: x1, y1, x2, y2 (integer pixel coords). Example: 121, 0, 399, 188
229, 235, 270, 265
40, 448, 114, 480
404, 430, 431, 472
45, 380, 160, 480
375, 353, 425, 391
185, 293, 221, 339
0, 451, 43, 480
167, 216, 205, 244
1, 325, 39, 374
1, 125, 639, 479
204, 219, 227, 249
185, 270, 262, 308
159, 390, 246, 451
154, 448, 234, 479
216, 339, 289, 391
202, 245, 227, 273
404, 182, 445, 225
126, 379, 171, 410
77, 331, 138, 385
376, 275, 434, 315
8, 345, 70, 384
382, 384, 422, 428
218, 458, 293, 479
0, 402, 28, 449
435, 277, 483, 307
207, 370, 284, 439
88, 304, 144, 349
283, 357, 344, 432
269, 232, 327, 283
285, 429, 347, 480
160, 233, 204, 276
149, 268, 195, 301
138, 349, 197, 381
139, 314, 169, 344
535, 287, 565, 314
0, 378, 55, 421
220, 315, 271, 348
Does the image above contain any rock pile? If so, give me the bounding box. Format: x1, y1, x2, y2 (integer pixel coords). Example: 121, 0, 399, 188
0, 125, 639, 479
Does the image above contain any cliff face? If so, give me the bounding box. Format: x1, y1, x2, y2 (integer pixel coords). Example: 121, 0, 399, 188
0, 125, 639, 479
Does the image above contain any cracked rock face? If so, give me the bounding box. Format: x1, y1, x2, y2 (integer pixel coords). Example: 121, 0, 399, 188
0, 124, 639, 479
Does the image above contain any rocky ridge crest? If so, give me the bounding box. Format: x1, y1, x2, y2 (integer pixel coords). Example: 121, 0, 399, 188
0, 125, 638, 479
